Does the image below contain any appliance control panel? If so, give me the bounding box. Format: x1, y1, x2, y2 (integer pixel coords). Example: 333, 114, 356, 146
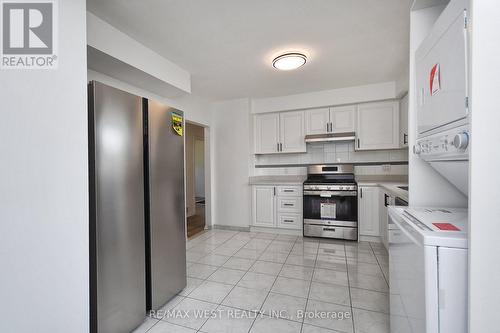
413, 124, 469, 161
303, 184, 357, 191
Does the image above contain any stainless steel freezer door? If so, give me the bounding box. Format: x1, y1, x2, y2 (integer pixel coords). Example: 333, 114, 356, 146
89, 81, 146, 333
146, 100, 187, 310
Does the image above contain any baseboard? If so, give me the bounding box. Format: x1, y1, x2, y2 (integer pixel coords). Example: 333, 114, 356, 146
359, 235, 382, 243
213, 224, 251, 232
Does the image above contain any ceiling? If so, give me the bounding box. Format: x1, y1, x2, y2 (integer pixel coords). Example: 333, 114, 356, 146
87, 0, 411, 101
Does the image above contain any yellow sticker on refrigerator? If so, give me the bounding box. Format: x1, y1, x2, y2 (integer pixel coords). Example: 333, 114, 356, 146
172, 113, 183, 136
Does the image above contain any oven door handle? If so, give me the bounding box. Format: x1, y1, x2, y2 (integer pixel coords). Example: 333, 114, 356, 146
303, 191, 358, 197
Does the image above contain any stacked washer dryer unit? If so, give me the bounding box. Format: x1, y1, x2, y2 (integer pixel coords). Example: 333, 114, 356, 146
389, 1, 470, 333
413, 0, 470, 194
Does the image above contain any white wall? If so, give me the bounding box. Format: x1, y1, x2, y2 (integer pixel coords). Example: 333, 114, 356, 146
408, 4, 467, 207
0, 1, 89, 332
251, 81, 398, 114
211, 99, 252, 229
87, 12, 191, 95
468, 0, 500, 330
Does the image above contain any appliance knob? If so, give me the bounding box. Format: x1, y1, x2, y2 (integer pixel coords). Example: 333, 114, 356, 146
453, 132, 469, 150
413, 143, 422, 155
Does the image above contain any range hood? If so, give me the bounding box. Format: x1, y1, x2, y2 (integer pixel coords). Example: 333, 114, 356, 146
305, 132, 356, 143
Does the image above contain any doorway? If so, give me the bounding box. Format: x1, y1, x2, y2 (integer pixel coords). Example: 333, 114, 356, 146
186, 122, 206, 238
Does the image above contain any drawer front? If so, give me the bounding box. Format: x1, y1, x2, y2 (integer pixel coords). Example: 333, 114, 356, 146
277, 197, 302, 213
277, 213, 302, 230
276, 186, 302, 197
303, 224, 357, 240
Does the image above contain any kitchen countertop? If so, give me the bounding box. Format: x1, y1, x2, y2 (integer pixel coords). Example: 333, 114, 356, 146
248, 175, 306, 185
248, 175, 409, 200
356, 179, 409, 201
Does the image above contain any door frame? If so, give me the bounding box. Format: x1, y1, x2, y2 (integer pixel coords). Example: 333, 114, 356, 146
185, 121, 212, 230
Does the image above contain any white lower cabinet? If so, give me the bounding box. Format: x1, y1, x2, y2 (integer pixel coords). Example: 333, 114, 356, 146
252, 186, 275, 227
277, 213, 302, 229
276, 196, 302, 213
358, 186, 380, 237
252, 185, 302, 230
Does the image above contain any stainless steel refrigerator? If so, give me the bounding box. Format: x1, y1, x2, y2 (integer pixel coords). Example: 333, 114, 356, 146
144, 99, 186, 311
89, 81, 186, 333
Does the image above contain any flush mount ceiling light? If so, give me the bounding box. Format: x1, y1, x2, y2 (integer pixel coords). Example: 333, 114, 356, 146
272, 53, 307, 71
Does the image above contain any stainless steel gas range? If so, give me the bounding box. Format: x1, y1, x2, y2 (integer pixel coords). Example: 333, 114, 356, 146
303, 165, 358, 240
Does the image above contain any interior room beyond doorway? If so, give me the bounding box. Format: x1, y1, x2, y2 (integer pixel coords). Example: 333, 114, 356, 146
186, 122, 206, 238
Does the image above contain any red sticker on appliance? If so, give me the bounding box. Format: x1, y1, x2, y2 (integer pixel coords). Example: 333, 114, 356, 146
433, 223, 460, 231
430, 64, 441, 96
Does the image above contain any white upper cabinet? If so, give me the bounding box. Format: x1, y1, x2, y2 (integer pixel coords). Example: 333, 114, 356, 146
305, 108, 330, 135
356, 101, 400, 150
400, 94, 409, 148
254, 111, 305, 154
254, 113, 280, 154
330, 105, 356, 133
255, 99, 403, 154
280, 111, 306, 153
305, 106, 355, 135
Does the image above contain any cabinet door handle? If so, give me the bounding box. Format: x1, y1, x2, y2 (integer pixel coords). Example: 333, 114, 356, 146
273, 187, 276, 196
357, 138, 360, 149
283, 203, 294, 207
360, 188, 363, 198
280, 143, 283, 151
277, 143, 279, 152
283, 219, 294, 223
326, 122, 329, 133
404, 133, 408, 145
323, 227, 336, 232
384, 193, 389, 207
283, 190, 294, 193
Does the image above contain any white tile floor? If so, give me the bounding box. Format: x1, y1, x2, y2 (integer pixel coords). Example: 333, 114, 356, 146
134, 229, 390, 333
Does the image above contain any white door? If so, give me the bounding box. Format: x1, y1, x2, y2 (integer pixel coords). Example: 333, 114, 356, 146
400, 94, 409, 147
330, 105, 356, 133
280, 111, 306, 153
305, 108, 330, 135
254, 113, 280, 154
356, 101, 400, 150
252, 186, 275, 227
358, 186, 380, 236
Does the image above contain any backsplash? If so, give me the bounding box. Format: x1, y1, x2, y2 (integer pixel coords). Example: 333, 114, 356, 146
252, 164, 408, 177
254, 142, 408, 166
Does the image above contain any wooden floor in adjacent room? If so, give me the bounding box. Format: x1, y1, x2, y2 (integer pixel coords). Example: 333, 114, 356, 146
187, 202, 205, 238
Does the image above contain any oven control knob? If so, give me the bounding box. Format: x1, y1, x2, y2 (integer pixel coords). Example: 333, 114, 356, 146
453, 132, 469, 150
413, 143, 422, 155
